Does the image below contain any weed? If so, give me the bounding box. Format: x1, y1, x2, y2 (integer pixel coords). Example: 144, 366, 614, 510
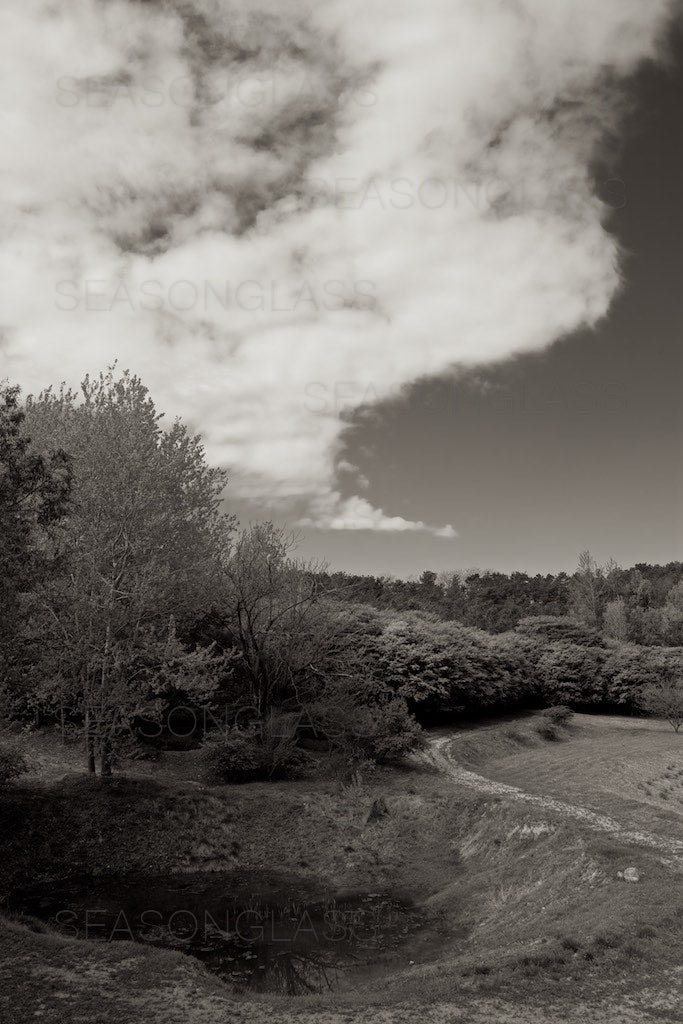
593, 932, 622, 950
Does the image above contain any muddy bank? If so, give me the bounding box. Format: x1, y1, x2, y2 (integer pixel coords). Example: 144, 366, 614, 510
2, 754, 681, 1019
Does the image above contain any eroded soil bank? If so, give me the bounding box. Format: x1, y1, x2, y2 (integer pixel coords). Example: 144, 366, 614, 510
1, 727, 682, 1022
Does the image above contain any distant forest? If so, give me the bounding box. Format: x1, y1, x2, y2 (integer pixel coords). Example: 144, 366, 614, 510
321, 558, 683, 646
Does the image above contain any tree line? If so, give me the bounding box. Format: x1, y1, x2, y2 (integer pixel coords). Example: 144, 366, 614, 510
1, 369, 681, 782
320, 556, 683, 646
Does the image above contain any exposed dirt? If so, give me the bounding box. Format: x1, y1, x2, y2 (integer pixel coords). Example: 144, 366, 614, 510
2, 717, 682, 1023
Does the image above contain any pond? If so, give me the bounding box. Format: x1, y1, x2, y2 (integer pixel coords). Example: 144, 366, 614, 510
9, 871, 437, 995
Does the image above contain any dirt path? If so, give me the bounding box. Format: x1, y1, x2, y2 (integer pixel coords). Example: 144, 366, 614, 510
425, 736, 683, 859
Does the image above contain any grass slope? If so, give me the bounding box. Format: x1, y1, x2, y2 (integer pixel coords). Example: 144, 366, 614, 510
447, 713, 683, 839
0, 715, 681, 1023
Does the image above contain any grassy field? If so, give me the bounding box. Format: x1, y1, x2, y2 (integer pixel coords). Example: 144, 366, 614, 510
0, 714, 681, 1023
446, 712, 683, 839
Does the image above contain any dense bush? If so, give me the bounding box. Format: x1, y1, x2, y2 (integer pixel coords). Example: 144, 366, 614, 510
0, 745, 28, 787
201, 728, 310, 784
374, 614, 533, 720
356, 611, 683, 722
515, 616, 604, 647
537, 641, 609, 707
306, 680, 425, 764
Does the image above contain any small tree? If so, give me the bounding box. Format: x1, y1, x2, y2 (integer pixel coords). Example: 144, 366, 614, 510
603, 598, 628, 642
222, 523, 345, 717
639, 678, 683, 733
570, 550, 604, 628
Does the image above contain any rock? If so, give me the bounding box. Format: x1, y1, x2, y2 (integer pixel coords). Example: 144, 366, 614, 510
366, 796, 389, 823
617, 867, 641, 882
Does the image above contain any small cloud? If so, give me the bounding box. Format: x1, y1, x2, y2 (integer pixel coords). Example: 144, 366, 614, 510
298, 493, 457, 537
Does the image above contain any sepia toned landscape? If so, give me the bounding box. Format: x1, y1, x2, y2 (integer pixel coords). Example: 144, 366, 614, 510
1, 1, 682, 1022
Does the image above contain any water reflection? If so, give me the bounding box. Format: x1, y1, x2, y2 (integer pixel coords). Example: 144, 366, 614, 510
10, 874, 423, 995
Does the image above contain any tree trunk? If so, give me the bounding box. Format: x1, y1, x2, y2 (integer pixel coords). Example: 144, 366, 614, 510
84, 710, 96, 774
100, 740, 112, 777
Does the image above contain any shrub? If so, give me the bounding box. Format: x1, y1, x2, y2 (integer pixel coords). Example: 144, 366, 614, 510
307, 688, 425, 765
533, 721, 560, 741
0, 745, 28, 787
638, 679, 683, 732
542, 705, 574, 726
359, 699, 425, 763
201, 728, 310, 784
515, 616, 603, 647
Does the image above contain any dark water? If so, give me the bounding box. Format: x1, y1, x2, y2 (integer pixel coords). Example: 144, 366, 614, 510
9, 872, 429, 995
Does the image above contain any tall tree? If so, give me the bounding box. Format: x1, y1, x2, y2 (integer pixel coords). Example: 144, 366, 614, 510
25, 370, 234, 774
222, 523, 351, 718
570, 550, 605, 628
603, 597, 628, 641
0, 384, 70, 686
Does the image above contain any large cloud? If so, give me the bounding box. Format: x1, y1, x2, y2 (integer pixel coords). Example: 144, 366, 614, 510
0, 0, 678, 533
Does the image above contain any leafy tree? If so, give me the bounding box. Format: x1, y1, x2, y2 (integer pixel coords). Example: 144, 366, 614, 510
24, 370, 234, 774
661, 581, 683, 645
221, 523, 359, 717
628, 606, 666, 646
569, 550, 605, 628
601, 644, 680, 708
514, 615, 603, 646
305, 675, 424, 763
374, 613, 531, 719
603, 598, 628, 641
537, 641, 608, 707
0, 384, 70, 685
639, 678, 683, 732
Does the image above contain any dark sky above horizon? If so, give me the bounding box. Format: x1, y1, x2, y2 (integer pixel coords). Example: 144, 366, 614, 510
299, 27, 683, 578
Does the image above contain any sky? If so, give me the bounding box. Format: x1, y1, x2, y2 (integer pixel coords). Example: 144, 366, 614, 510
1, 0, 681, 578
